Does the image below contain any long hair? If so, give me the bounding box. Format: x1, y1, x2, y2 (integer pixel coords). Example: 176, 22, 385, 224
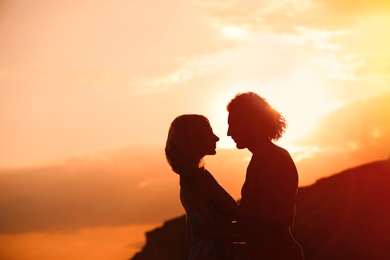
165, 114, 209, 174
227, 92, 287, 141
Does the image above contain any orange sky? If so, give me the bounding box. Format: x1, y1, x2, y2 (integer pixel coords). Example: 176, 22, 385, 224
1, 0, 390, 259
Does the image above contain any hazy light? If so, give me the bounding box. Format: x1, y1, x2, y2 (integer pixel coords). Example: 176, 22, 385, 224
221, 25, 249, 40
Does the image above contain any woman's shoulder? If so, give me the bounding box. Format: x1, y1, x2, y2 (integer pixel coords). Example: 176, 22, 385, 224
179, 169, 217, 202
180, 168, 211, 187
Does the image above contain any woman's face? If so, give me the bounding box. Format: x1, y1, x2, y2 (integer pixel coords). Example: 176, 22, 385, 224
196, 121, 220, 157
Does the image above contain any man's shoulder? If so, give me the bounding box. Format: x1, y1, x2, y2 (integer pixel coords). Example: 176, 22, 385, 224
266, 145, 296, 171
268, 143, 292, 159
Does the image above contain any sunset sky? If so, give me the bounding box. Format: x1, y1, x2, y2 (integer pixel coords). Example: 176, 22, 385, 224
1, 0, 390, 259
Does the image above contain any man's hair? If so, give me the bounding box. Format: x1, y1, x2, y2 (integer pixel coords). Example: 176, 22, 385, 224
227, 92, 287, 141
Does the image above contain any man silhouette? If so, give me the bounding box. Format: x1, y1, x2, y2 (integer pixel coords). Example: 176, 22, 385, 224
227, 92, 304, 259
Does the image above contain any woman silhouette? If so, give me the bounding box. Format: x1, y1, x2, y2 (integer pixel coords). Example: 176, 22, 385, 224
165, 114, 242, 260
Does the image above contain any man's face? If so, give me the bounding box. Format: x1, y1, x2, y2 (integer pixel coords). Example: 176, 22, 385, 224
227, 111, 250, 149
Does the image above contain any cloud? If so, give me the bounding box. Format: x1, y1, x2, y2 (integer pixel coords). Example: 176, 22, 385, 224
0, 225, 153, 260
292, 92, 390, 184
190, 0, 390, 32
0, 146, 250, 234
301, 92, 390, 146
184, 0, 390, 91
0, 146, 181, 233
0, 0, 235, 90
318, 0, 390, 20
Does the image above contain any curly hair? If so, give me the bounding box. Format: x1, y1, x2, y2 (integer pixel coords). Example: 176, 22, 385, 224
165, 114, 208, 174
227, 92, 287, 141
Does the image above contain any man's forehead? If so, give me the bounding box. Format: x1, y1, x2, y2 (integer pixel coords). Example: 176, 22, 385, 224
228, 111, 241, 124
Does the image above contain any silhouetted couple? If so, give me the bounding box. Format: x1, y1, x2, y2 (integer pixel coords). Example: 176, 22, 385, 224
165, 92, 304, 260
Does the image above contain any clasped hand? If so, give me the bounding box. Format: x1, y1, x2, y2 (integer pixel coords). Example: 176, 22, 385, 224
196, 219, 235, 240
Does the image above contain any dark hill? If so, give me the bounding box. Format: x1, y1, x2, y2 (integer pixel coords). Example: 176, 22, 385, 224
131, 159, 390, 260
